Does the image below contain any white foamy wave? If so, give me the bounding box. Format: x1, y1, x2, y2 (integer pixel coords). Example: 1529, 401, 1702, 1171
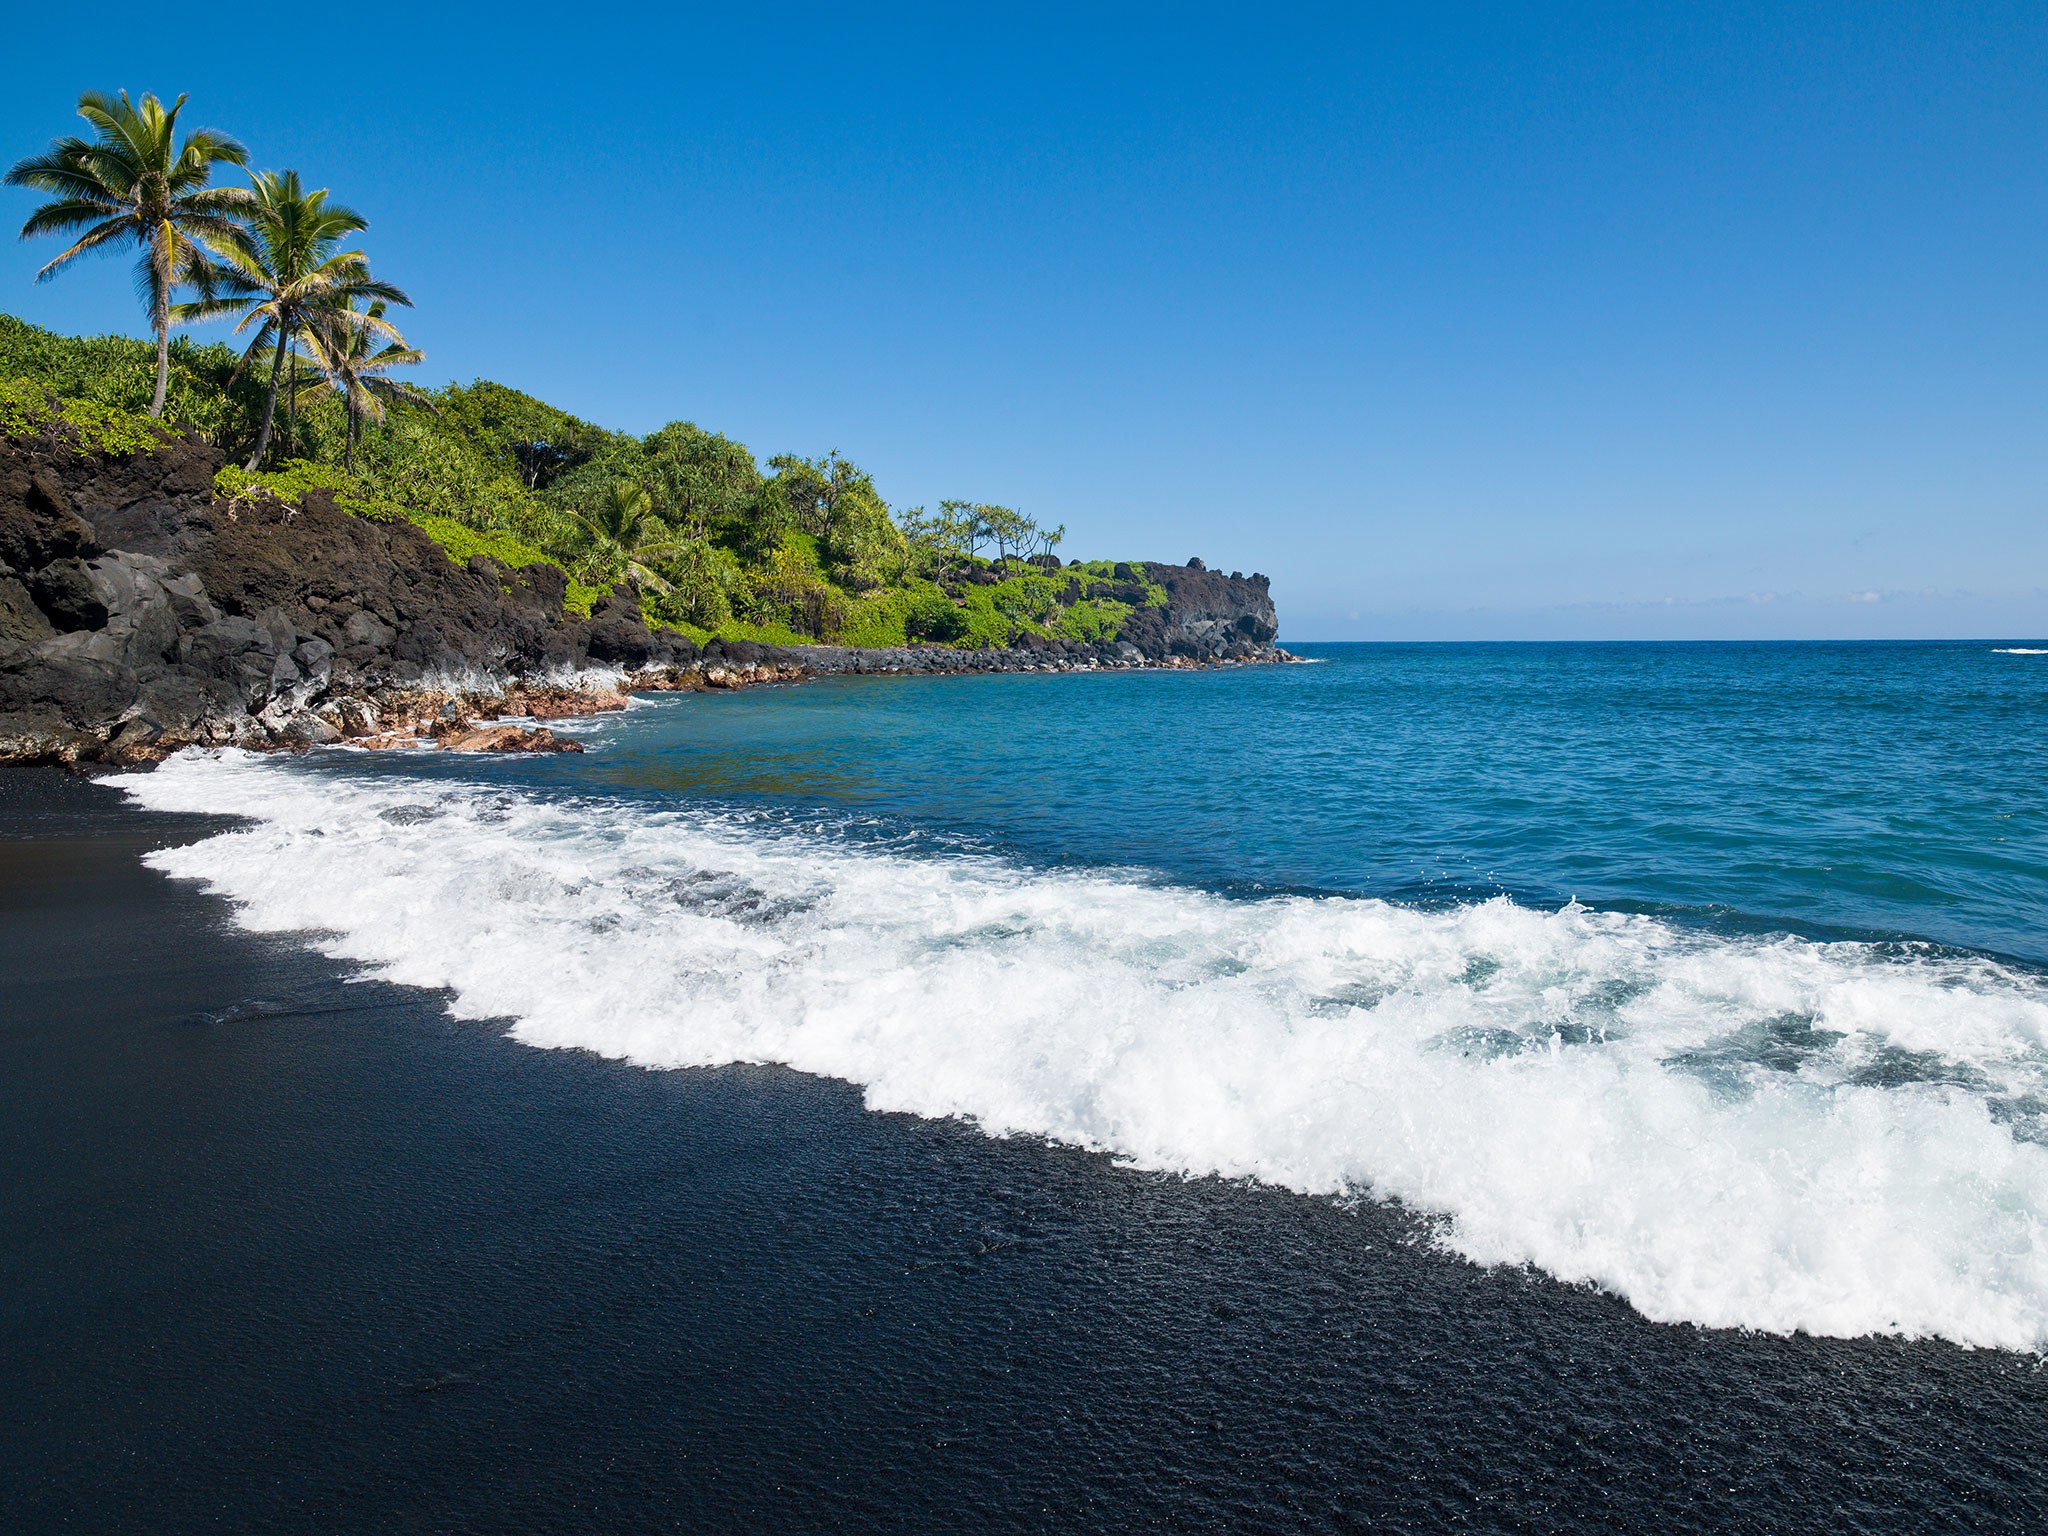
1993, 648, 2048, 655
113, 752, 2048, 1350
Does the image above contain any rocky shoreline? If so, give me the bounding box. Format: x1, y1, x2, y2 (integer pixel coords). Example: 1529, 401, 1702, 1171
1, 427, 1289, 767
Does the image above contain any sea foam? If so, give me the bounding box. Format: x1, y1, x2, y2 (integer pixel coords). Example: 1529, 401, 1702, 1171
114, 751, 2048, 1351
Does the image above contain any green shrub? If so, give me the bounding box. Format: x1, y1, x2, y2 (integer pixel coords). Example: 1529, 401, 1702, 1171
1049, 597, 1132, 643
645, 538, 746, 630
351, 414, 540, 532
435, 380, 617, 491
952, 587, 1018, 648
825, 587, 906, 647
704, 617, 815, 647
213, 459, 351, 505
0, 378, 178, 456
0, 314, 260, 452
903, 588, 969, 644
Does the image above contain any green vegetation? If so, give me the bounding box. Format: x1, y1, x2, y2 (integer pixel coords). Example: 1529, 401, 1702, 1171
3, 89, 1168, 649
404, 516, 611, 618
0, 376, 177, 456
212, 459, 350, 504
0, 313, 263, 445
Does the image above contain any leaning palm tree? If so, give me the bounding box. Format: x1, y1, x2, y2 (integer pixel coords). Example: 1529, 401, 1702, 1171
176, 169, 408, 468
294, 300, 429, 472
567, 481, 683, 595
4, 90, 250, 417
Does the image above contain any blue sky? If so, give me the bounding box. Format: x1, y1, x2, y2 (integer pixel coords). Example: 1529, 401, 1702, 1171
4, 2, 2044, 639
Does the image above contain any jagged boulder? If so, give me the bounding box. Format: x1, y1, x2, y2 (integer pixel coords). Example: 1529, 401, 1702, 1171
1115, 561, 1279, 661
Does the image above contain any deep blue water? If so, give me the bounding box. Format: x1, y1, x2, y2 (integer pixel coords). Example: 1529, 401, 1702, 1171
548, 640, 2048, 962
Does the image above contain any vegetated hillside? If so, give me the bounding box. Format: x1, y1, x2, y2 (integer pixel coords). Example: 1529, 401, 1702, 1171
0, 312, 1276, 655
0, 396, 728, 763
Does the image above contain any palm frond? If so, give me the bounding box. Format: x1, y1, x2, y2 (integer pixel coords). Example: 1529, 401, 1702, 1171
180, 185, 257, 217
76, 91, 165, 175
224, 322, 278, 385
168, 289, 255, 323
360, 346, 428, 374
4, 156, 116, 201
351, 277, 412, 307
17, 197, 125, 238
228, 299, 284, 335
32, 216, 132, 280
169, 127, 248, 183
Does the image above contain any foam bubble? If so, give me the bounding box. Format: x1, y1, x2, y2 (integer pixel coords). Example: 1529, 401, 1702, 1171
113, 751, 2048, 1351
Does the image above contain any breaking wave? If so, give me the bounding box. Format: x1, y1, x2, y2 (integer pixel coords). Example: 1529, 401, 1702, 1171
114, 751, 2048, 1351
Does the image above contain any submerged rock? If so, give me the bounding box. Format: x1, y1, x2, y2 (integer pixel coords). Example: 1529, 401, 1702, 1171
430, 722, 583, 754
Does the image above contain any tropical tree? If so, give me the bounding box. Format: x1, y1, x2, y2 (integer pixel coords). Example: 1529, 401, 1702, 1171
640, 421, 762, 539
175, 169, 408, 468
940, 499, 991, 560
566, 480, 682, 594
294, 299, 428, 472
652, 537, 745, 629
977, 504, 1039, 565
764, 451, 904, 588
4, 90, 250, 417
436, 380, 611, 490
899, 503, 975, 580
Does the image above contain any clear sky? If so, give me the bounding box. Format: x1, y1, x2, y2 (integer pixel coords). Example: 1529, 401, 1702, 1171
4, 2, 2044, 639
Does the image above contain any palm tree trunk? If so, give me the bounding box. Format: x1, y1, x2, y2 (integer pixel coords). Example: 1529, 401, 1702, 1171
246, 328, 290, 470
345, 395, 358, 474
286, 353, 298, 460
150, 295, 171, 419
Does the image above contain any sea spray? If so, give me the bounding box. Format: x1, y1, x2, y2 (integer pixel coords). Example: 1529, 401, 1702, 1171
115, 750, 2048, 1351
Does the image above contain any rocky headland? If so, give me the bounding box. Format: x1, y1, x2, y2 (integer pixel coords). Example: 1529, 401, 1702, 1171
0, 428, 1287, 766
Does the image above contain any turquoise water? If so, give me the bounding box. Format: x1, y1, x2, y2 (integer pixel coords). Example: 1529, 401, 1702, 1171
575, 640, 2048, 962
116, 640, 2048, 1349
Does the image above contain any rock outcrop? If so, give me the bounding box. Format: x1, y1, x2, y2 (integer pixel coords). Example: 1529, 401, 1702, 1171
0, 428, 710, 764
1124, 560, 1280, 661
0, 429, 1287, 765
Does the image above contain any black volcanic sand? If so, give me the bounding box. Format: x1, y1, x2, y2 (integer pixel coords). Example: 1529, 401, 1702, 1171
3, 769, 2044, 1535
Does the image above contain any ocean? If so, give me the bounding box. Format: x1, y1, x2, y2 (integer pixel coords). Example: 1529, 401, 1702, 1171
11, 640, 2048, 1529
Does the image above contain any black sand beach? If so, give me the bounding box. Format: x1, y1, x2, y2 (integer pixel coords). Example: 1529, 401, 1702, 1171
4, 767, 2046, 1534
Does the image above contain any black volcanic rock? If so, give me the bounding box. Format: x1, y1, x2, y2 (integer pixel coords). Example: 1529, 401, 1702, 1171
0, 428, 594, 760
1116, 562, 1279, 661
582, 593, 661, 666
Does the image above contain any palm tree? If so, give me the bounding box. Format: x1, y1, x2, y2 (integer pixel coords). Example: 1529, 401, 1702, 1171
5, 91, 250, 417
175, 169, 408, 468
567, 481, 683, 594
294, 300, 429, 472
